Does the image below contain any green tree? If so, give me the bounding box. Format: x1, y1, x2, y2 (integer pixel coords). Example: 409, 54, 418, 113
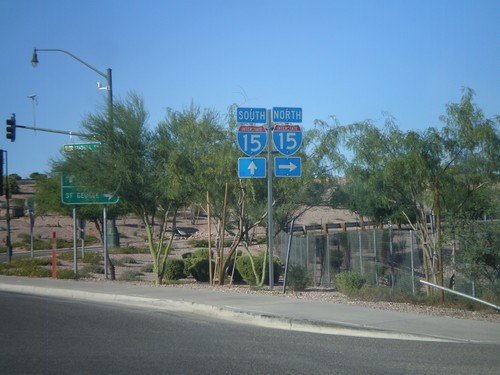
56, 94, 188, 285
326, 89, 499, 298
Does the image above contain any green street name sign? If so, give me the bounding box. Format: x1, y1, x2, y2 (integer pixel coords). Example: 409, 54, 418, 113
61, 142, 119, 205
63, 142, 101, 152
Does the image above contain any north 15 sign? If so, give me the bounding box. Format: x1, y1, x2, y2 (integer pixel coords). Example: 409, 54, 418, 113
273, 124, 302, 155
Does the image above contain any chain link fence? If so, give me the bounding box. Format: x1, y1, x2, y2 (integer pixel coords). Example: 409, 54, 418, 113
274, 227, 493, 298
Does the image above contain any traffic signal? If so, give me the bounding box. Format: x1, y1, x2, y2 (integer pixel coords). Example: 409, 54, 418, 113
6, 113, 16, 142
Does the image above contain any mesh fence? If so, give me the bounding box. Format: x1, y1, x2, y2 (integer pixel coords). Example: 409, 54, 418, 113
274, 228, 494, 298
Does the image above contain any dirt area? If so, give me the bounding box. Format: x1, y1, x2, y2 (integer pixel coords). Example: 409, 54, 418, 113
2, 180, 359, 246
1, 180, 499, 323
1, 179, 358, 281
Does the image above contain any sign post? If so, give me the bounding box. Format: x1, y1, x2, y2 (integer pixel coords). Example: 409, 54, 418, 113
236, 106, 303, 289
61, 142, 119, 279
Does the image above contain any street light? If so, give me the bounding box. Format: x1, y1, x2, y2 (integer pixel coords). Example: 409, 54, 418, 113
31, 48, 114, 279
31, 48, 113, 114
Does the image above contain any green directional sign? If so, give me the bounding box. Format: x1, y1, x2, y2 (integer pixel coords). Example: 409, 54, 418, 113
63, 142, 101, 152
61, 142, 119, 205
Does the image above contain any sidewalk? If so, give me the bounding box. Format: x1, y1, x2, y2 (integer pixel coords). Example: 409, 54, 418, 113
1, 275, 499, 344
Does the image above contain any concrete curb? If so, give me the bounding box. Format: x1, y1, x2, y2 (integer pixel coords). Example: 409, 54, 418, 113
0, 283, 456, 342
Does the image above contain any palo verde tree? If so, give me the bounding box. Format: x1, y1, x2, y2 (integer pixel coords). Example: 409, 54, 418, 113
323, 89, 499, 298
55, 93, 191, 285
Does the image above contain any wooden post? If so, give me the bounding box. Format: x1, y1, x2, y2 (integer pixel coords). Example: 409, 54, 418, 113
207, 191, 213, 287
219, 182, 228, 285
322, 223, 328, 235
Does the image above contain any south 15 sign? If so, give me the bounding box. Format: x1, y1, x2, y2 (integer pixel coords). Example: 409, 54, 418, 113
237, 108, 267, 157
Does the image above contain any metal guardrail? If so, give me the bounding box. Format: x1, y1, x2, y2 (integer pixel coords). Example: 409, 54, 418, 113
419, 279, 499, 311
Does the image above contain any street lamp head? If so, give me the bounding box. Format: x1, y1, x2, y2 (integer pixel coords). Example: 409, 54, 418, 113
31, 49, 39, 67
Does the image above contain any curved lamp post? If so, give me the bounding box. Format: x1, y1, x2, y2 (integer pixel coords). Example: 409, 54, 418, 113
31, 48, 113, 113
31, 48, 114, 279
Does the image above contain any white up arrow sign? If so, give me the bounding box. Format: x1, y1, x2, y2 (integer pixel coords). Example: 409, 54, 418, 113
238, 157, 266, 178
248, 160, 258, 174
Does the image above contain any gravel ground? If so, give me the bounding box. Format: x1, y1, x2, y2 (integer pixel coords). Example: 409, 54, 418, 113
4, 183, 499, 325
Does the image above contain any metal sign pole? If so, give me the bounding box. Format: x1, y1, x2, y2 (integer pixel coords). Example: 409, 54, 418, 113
4, 151, 12, 263
282, 218, 295, 293
103, 207, 108, 279
267, 109, 274, 289
73, 206, 78, 274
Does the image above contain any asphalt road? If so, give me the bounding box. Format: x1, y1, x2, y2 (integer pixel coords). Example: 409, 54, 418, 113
1, 291, 498, 375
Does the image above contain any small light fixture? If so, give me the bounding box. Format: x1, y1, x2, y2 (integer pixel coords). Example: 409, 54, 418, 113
31, 49, 39, 67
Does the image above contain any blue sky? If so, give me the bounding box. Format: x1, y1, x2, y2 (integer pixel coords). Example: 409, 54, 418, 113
1, 0, 499, 178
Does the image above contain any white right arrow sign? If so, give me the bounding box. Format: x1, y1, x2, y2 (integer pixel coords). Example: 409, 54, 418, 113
274, 157, 301, 177
278, 161, 297, 172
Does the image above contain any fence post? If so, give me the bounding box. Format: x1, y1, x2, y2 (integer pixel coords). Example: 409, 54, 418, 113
358, 230, 363, 274
410, 230, 415, 296
390, 222, 394, 289
325, 233, 330, 287
373, 229, 377, 284
347, 232, 351, 271
282, 218, 295, 293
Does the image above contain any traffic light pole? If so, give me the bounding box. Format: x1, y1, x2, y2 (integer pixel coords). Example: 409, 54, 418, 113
2, 150, 13, 263
14, 123, 88, 138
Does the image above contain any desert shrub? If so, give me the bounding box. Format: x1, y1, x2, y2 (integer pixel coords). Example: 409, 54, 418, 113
335, 271, 366, 296
187, 239, 211, 248
183, 249, 213, 275
56, 238, 72, 248
353, 284, 410, 303
118, 270, 144, 281
255, 236, 267, 245
109, 246, 149, 254
119, 256, 137, 264
12, 257, 53, 267
80, 264, 104, 274
188, 258, 214, 282
56, 252, 74, 261
56, 269, 78, 279
28, 257, 53, 266
226, 259, 243, 283
164, 259, 186, 280
9, 259, 51, 278
193, 248, 211, 259
84, 235, 99, 245
16, 233, 50, 250
286, 264, 311, 292
236, 252, 281, 286
140, 263, 154, 273
0, 262, 13, 275
82, 252, 102, 265
5, 257, 63, 278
